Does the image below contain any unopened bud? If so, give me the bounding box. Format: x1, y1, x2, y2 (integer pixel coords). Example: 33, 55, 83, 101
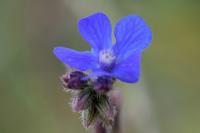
93, 76, 115, 93
61, 71, 87, 90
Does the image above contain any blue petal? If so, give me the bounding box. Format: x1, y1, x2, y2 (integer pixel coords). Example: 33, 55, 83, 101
113, 15, 152, 61
53, 47, 97, 71
78, 13, 112, 54
112, 52, 141, 83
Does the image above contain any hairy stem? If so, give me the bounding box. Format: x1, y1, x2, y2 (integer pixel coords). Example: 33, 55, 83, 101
112, 109, 121, 133
94, 91, 122, 133
95, 122, 107, 133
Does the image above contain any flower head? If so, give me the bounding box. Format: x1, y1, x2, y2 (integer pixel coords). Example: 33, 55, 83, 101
54, 12, 152, 83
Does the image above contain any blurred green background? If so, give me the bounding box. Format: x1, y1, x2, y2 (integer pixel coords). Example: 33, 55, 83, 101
0, 0, 199, 133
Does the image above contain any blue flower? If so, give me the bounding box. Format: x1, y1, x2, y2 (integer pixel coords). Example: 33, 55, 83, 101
53, 13, 152, 83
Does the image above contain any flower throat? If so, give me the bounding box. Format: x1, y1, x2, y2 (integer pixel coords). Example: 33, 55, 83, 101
99, 49, 116, 71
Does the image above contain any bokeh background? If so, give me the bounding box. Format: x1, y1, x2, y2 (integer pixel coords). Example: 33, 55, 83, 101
0, 0, 199, 133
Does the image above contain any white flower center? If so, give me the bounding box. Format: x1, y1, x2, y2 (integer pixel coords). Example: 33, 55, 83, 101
99, 49, 116, 70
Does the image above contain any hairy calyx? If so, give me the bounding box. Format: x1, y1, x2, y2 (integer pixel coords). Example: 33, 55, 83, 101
61, 71, 116, 128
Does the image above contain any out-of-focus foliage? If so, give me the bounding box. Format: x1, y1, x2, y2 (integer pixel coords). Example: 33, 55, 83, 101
0, 0, 199, 133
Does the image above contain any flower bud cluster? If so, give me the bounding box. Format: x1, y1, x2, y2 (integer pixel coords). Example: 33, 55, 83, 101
60, 71, 116, 128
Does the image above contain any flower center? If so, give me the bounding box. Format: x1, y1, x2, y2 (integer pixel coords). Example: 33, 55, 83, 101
99, 49, 116, 71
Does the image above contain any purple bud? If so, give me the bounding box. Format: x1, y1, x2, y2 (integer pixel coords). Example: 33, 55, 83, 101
61, 71, 87, 90
93, 76, 115, 93
71, 94, 89, 112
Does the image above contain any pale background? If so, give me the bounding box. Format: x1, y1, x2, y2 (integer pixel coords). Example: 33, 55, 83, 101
0, 0, 200, 133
